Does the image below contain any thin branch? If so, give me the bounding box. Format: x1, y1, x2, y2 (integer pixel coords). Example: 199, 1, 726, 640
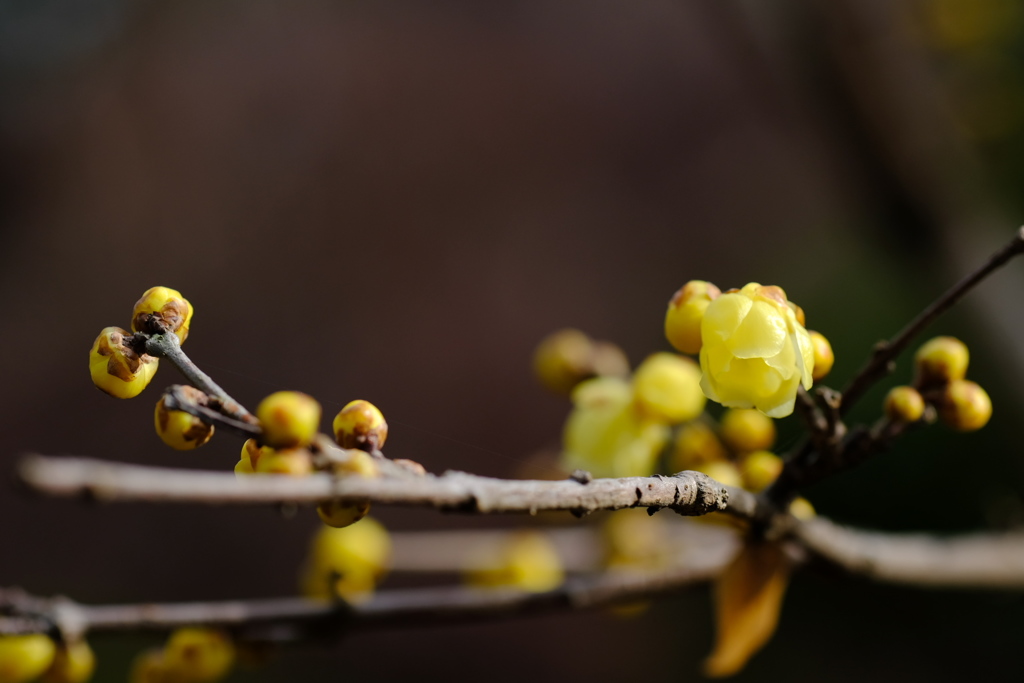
795, 517, 1024, 589
18, 455, 762, 520
161, 385, 262, 440
839, 227, 1024, 416
144, 333, 256, 424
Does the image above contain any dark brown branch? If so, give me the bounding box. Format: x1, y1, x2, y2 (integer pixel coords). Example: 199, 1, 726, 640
18, 455, 762, 520
796, 517, 1024, 589
161, 385, 262, 439
839, 227, 1024, 416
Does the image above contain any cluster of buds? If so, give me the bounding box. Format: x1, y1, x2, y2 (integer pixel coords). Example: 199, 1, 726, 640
884, 336, 992, 431
235, 393, 388, 529
665, 281, 833, 418
0, 635, 94, 683
130, 628, 234, 683
462, 531, 564, 593
301, 517, 392, 603
558, 352, 705, 478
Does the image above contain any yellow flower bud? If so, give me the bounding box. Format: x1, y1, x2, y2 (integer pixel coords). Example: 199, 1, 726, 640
719, 408, 776, 453
89, 327, 159, 399
914, 336, 969, 387
632, 352, 706, 423
561, 377, 670, 478
302, 517, 391, 602
254, 448, 313, 476
131, 286, 194, 343
671, 421, 729, 471
41, 640, 95, 683
154, 390, 214, 451
0, 635, 56, 683
883, 386, 926, 423
740, 450, 783, 493
233, 458, 255, 476
256, 391, 321, 448
808, 330, 834, 381
533, 329, 629, 394
317, 500, 371, 528
699, 283, 814, 418
332, 400, 388, 452
331, 448, 380, 478
163, 628, 234, 683
938, 379, 992, 431
665, 280, 722, 354
788, 497, 816, 520
604, 508, 669, 568
239, 438, 273, 472
695, 460, 743, 488
464, 531, 564, 593
128, 649, 167, 683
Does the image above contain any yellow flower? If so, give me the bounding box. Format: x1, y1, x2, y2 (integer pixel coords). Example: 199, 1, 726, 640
163, 628, 234, 682
131, 286, 194, 343
333, 400, 388, 451
302, 517, 392, 603
464, 531, 564, 593
699, 284, 813, 418
631, 352, 705, 423
89, 326, 159, 399
665, 280, 721, 354
255, 391, 321, 448
0, 635, 55, 683
154, 391, 214, 450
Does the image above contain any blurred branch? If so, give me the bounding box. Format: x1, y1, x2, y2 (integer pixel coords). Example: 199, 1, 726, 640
18, 455, 762, 520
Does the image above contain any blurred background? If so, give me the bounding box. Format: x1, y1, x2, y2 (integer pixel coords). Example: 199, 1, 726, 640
2, 0, 1024, 680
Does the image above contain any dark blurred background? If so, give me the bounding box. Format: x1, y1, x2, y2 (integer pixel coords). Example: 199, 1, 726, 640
3, 0, 1024, 681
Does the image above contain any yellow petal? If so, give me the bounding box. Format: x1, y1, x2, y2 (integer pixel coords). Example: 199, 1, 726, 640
705, 540, 790, 678
702, 294, 751, 343
727, 301, 787, 359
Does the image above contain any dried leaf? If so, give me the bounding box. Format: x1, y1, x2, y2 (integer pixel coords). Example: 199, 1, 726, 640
704, 540, 790, 677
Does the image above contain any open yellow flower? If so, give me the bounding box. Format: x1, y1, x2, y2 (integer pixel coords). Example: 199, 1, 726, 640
699, 283, 813, 418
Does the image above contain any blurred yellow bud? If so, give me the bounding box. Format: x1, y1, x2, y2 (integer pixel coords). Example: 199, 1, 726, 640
332, 400, 388, 452
604, 508, 669, 568
632, 352, 706, 423
914, 336, 969, 387
131, 286, 194, 343
128, 649, 167, 683
789, 497, 816, 521
331, 448, 380, 478
696, 460, 743, 488
740, 451, 783, 493
163, 628, 234, 683
719, 408, 776, 454
256, 391, 321, 448
317, 500, 371, 529
883, 386, 926, 423
671, 421, 728, 471
41, 640, 95, 683
533, 329, 630, 395
234, 458, 255, 476
154, 390, 214, 451
699, 284, 814, 418
89, 327, 159, 399
254, 448, 313, 476
464, 531, 564, 593
302, 517, 392, 603
938, 379, 992, 431
665, 280, 722, 355
808, 331, 834, 381
239, 438, 273, 472
562, 377, 670, 478
0, 635, 56, 683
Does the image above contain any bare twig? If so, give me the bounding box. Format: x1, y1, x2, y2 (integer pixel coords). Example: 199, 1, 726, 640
839, 227, 1024, 416
18, 455, 763, 520
161, 385, 262, 439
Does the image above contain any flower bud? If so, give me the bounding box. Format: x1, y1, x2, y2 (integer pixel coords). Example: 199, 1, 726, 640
129, 649, 168, 683
256, 391, 321, 448
671, 421, 728, 471
302, 517, 391, 602
533, 329, 629, 395
603, 508, 669, 568
631, 352, 705, 423
740, 450, 783, 492
719, 408, 776, 453
696, 460, 743, 488
255, 448, 313, 476
665, 280, 721, 354
808, 331, 834, 381
332, 400, 388, 452
154, 390, 214, 451
163, 628, 234, 683
0, 635, 56, 683
914, 336, 969, 387
317, 500, 371, 528
938, 379, 992, 431
464, 531, 564, 593
41, 640, 95, 683
699, 283, 814, 418
239, 438, 273, 472
89, 327, 159, 399
789, 496, 816, 520
131, 286, 194, 343
884, 386, 926, 423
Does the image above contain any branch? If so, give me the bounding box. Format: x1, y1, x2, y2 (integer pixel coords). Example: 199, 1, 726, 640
18, 455, 762, 520
839, 227, 1024, 416
795, 517, 1024, 589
